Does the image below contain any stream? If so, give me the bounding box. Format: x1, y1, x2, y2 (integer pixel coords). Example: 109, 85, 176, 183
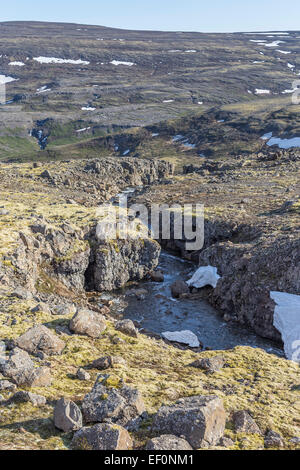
101, 251, 283, 355
97, 186, 283, 356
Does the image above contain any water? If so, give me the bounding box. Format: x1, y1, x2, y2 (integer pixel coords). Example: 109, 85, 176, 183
105, 251, 283, 355
261, 132, 300, 149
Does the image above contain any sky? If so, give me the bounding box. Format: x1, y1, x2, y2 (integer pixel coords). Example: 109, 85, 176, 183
0, 0, 299, 33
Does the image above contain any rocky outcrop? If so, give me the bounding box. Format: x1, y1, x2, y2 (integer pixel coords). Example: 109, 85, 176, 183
86, 237, 161, 292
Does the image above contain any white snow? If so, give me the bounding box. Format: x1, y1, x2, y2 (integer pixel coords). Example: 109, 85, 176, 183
9, 61, 25, 66
110, 60, 135, 66
276, 50, 291, 54
261, 132, 273, 140
76, 127, 91, 133
172, 135, 185, 142
187, 266, 221, 289
0, 75, 17, 84
264, 40, 285, 47
162, 330, 200, 348
287, 63, 295, 69
249, 40, 266, 43
255, 89, 270, 94
81, 107, 96, 111
185, 50, 197, 53
271, 291, 300, 362
198, 101, 203, 104
266, 136, 300, 149
282, 88, 298, 94
152, 133, 159, 137
36, 85, 51, 94
33, 57, 90, 65
123, 149, 130, 156
163, 99, 174, 103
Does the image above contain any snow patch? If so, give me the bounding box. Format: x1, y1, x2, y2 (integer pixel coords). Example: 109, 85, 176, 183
81, 107, 96, 111
264, 40, 285, 47
33, 57, 90, 65
187, 266, 221, 289
276, 50, 291, 54
0, 75, 17, 84
9, 61, 25, 66
110, 60, 135, 66
255, 89, 270, 94
271, 291, 300, 362
162, 330, 200, 348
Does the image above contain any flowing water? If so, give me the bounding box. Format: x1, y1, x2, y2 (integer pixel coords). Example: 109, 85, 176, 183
102, 251, 283, 356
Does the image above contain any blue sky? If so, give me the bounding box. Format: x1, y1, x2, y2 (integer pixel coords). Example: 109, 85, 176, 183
1, 0, 299, 32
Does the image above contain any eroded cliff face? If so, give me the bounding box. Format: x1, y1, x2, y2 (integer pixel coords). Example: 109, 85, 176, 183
0, 157, 172, 295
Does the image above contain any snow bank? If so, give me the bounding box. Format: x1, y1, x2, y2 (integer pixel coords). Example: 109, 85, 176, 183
271, 291, 300, 362
162, 330, 200, 348
187, 266, 221, 289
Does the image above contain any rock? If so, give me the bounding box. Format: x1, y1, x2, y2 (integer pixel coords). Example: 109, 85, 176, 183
69, 308, 107, 338
115, 319, 138, 338
31, 303, 52, 315
186, 266, 221, 289
16, 325, 66, 356
91, 356, 126, 370
152, 395, 226, 448
189, 355, 224, 372
0, 347, 34, 385
11, 287, 33, 300
171, 280, 190, 298
40, 170, 52, 179
264, 430, 284, 448
150, 270, 164, 282
77, 368, 91, 381
233, 411, 261, 434
0, 380, 17, 392
53, 304, 77, 316
9, 391, 46, 406
72, 423, 132, 450
218, 436, 235, 448
23, 366, 52, 388
162, 330, 200, 348
82, 380, 145, 429
54, 398, 83, 433
145, 435, 193, 450
289, 437, 300, 446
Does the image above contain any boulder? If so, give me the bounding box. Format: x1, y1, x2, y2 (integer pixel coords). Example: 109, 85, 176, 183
171, 280, 190, 298
16, 325, 66, 356
82, 380, 145, 429
77, 368, 91, 381
152, 395, 226, 449
54, 398, 83, 432
91, 356, 125, 370
115, 319, 138, 338
69, 309, 107, 338
233, 411, 261, 434
150, 270, 164, 283
145, 435, 193, 450
9, 391, 46, 406
72, 423, 132, 450
189, 356, 224, 373
0, 380, 17, 392
218, 436, 235, 448
264, 430, 284, 448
